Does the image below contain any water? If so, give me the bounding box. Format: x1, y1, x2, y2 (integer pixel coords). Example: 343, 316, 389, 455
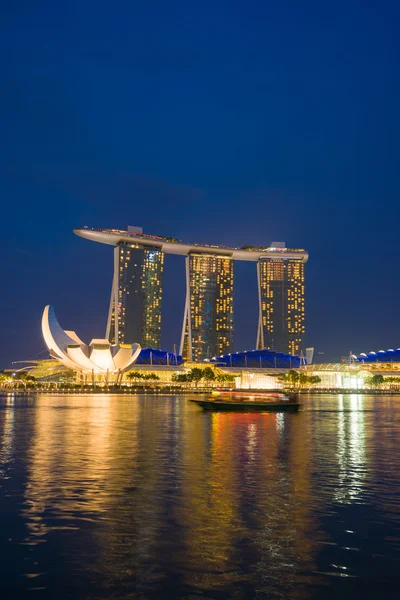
1, 393, 400, 599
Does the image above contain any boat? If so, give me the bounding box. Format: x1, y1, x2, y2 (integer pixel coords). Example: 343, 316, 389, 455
191, 390, 300, 412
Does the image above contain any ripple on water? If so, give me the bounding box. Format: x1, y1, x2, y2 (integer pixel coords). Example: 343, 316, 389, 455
0, 393, 400, 599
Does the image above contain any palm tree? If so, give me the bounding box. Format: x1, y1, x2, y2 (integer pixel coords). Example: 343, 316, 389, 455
0, 373, 13, 388
202, 367, 216, 382
278, 370, 320, 390
216, 373, 235, 384
172, 373, 189, 383
144, 373, 160, 381
365, 374, 384, 388
126, 371, 143, 383
189, 368, 204, 387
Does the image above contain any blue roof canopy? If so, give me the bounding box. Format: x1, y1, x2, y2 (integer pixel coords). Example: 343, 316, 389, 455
356, 348, 400, 362
136, 348, 183, 366
211, 349, 303, 368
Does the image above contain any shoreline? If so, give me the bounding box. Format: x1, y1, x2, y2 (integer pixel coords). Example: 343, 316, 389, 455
1, 387, 400, 396
0, 388, 208, 396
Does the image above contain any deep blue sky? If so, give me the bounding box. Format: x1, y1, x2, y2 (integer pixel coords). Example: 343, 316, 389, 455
1, 0, 399, 367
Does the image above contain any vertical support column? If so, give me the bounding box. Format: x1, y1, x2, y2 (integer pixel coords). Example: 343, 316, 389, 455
106, 260, 116, 341
113, 246, 120, 344
179, 256, 192, 360
256, 261, 265, 349
106, 246, 120, 344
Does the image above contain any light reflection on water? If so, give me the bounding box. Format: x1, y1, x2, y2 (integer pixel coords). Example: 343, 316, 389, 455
1, 393, 400, 599
335, 395, 367, 504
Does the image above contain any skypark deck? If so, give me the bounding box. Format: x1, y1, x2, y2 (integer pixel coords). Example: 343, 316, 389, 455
74, 227, 308, 262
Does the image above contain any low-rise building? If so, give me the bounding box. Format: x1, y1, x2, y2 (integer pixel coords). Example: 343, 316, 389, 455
301, 362, 400, 389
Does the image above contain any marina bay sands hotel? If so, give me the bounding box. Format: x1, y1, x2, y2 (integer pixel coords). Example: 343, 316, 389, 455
74, 227, 308, 361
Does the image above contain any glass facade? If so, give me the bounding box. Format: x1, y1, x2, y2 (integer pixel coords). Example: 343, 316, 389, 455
77, 227, 308, 362
257, 257, 305, 355
108, 243, 164, 347
181, 253, 234, 362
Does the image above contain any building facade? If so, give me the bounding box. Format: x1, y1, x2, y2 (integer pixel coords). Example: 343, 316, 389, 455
107, 242, 164, 347
257, 244, 306, 355
180, 253, 234, 362
75, 228, 308, 360
301, 362, 400, 389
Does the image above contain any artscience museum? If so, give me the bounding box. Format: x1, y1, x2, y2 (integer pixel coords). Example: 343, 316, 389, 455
41, 305, 141, 382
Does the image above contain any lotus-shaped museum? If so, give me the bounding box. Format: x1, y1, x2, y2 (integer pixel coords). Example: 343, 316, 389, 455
42, 305, 141, 375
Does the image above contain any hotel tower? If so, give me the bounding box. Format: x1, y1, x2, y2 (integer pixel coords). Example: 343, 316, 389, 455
106, 227, 164, 347
74, 227, 308, 359
256, 243, 305, 355
180, 253, 234, 362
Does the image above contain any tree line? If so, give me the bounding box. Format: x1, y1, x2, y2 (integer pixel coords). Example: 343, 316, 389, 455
126, 372, 160, 382
172, 367, 235, 385
364, 374, 400, 387
278, 370, 321, 388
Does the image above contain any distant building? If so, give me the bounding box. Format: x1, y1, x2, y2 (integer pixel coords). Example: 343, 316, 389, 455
180, 253, 234, 362
305, 347, 314, 365
74, 228, 308, 360
302, 362, 400, 389
107, 241, 164, 347
256, 242, 306, 355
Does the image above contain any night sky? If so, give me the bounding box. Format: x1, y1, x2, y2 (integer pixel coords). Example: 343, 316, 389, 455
1, 0, 399, 368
